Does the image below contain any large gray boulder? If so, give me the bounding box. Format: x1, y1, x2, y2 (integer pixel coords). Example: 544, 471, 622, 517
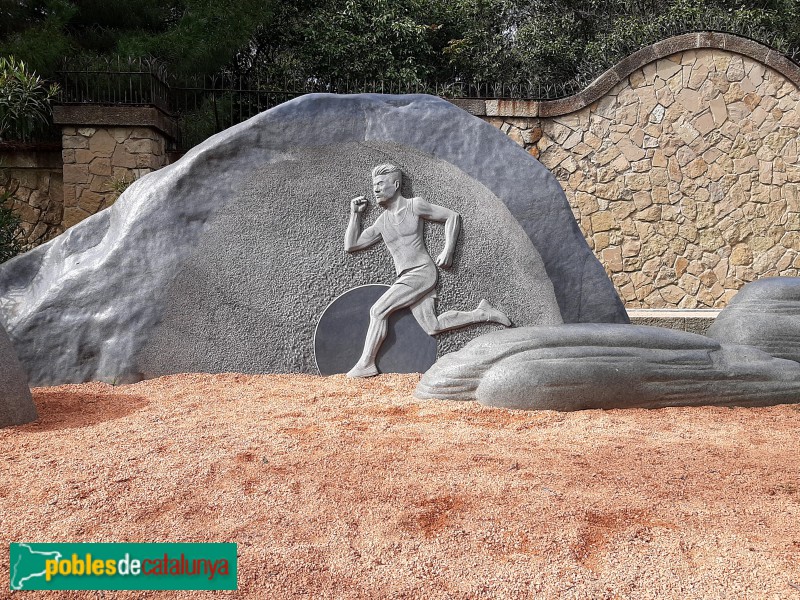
0, 94, 625, 386
0, 322, 36, 426
415, 324, 800, 410
707, 277, 800, 363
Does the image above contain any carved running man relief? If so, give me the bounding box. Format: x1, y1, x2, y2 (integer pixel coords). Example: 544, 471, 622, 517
344, 163, 512, 378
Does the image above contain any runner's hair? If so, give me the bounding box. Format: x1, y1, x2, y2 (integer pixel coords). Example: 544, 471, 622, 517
372, 164, 402, 180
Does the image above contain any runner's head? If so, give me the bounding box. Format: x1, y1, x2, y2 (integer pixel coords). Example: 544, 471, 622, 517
371, 164, 402, 206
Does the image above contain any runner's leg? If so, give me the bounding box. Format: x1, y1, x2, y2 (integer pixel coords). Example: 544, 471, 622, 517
347, 282, 425, 377
411, 298, 512, 334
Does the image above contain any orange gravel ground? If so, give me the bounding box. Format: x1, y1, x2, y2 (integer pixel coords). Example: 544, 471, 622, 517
1, 372, 800, 599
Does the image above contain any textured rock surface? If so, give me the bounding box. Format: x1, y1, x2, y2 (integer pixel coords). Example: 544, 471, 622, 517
707, 277, 800, 363
415, 324, 800, 410
0, 94, 624, 385
0, 323, 36, 427
10, 39, 800, 310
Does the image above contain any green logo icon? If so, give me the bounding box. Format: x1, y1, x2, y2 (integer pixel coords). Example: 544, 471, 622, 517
10, 543, 237, 590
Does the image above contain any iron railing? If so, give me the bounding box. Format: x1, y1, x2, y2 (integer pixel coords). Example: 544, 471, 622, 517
54, 25, 800, 150
58, 56, 172, 112
56, 61, 595, 148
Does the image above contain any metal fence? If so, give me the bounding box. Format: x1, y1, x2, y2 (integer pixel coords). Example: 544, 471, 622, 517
54, 26, 800, 150
58, 61, 587, 106
55, 61, 593, 149
167, 75, 593, 148
58, 57, 172, 112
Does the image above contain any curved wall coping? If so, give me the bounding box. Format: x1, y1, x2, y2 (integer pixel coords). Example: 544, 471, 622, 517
451, 32, 800, 118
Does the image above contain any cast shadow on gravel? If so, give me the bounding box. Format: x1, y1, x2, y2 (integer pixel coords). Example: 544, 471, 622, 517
22, 391, 149, 432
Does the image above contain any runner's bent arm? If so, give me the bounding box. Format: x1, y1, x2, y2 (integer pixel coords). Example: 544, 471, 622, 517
345, 196, 381, 252
414, 198, 461, 268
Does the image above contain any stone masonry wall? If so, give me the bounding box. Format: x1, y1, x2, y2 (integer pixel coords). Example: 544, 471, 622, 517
0, 148, 64, 247
481, 46, 800, 308
61, 126, 168, 228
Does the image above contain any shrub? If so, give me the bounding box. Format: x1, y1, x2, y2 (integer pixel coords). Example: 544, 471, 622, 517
108, 172, 137, 199
0, 56, 59, 142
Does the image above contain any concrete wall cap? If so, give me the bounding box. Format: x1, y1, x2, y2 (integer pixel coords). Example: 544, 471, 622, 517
52, 105, 178, 140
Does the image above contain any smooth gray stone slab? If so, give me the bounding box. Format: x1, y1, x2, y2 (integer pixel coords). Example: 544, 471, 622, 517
0, 94, 623, 386
314, 285, 437, 375
415, 324, 800, 411
707, 277, 800, 363
0, 322, 36, 427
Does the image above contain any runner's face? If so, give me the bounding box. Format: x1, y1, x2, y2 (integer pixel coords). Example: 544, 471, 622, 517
372, 174, 399, 205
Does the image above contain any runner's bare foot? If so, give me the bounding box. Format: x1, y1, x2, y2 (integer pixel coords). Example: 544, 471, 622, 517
478, 299, 512, 327
346, 363, 380, 378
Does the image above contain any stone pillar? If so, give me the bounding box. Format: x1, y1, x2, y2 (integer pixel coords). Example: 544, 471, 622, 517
52, 105, 177, 228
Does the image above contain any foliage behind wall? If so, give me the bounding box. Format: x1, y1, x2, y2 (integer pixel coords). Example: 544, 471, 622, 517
1, 0, 798, 89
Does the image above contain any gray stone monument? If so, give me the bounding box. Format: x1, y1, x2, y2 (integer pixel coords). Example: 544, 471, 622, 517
0, 322, 36, 427
416, 324, 800, 410
1, 94, 627, 386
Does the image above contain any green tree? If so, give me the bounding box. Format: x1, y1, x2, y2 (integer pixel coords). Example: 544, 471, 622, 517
0, 0, 76, 77
116, 0, 275, 77
244, 0, 444, 82
0, 0, 274, 79
2, 0, 799, 116
430, 0, 793, 86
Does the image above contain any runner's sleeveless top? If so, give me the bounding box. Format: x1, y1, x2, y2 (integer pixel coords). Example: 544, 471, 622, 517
375, 197, 432, 275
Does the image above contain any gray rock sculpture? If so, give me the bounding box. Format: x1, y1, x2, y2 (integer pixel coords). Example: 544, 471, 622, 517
0, 322, 36, 427
415, 324, 800, 410
344, 163, 511, 377
707, 277, 800, 363
0, 93, 628, 386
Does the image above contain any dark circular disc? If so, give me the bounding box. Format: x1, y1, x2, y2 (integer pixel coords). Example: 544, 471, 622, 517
314, 284, 438, 375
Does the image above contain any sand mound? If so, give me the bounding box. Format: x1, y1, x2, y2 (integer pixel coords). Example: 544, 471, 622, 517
2, 373, 799, 598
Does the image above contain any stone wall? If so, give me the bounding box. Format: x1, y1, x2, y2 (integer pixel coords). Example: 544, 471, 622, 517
61, 126, 168, 228
457, 33, 800, 308
0, 146, 64, 247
